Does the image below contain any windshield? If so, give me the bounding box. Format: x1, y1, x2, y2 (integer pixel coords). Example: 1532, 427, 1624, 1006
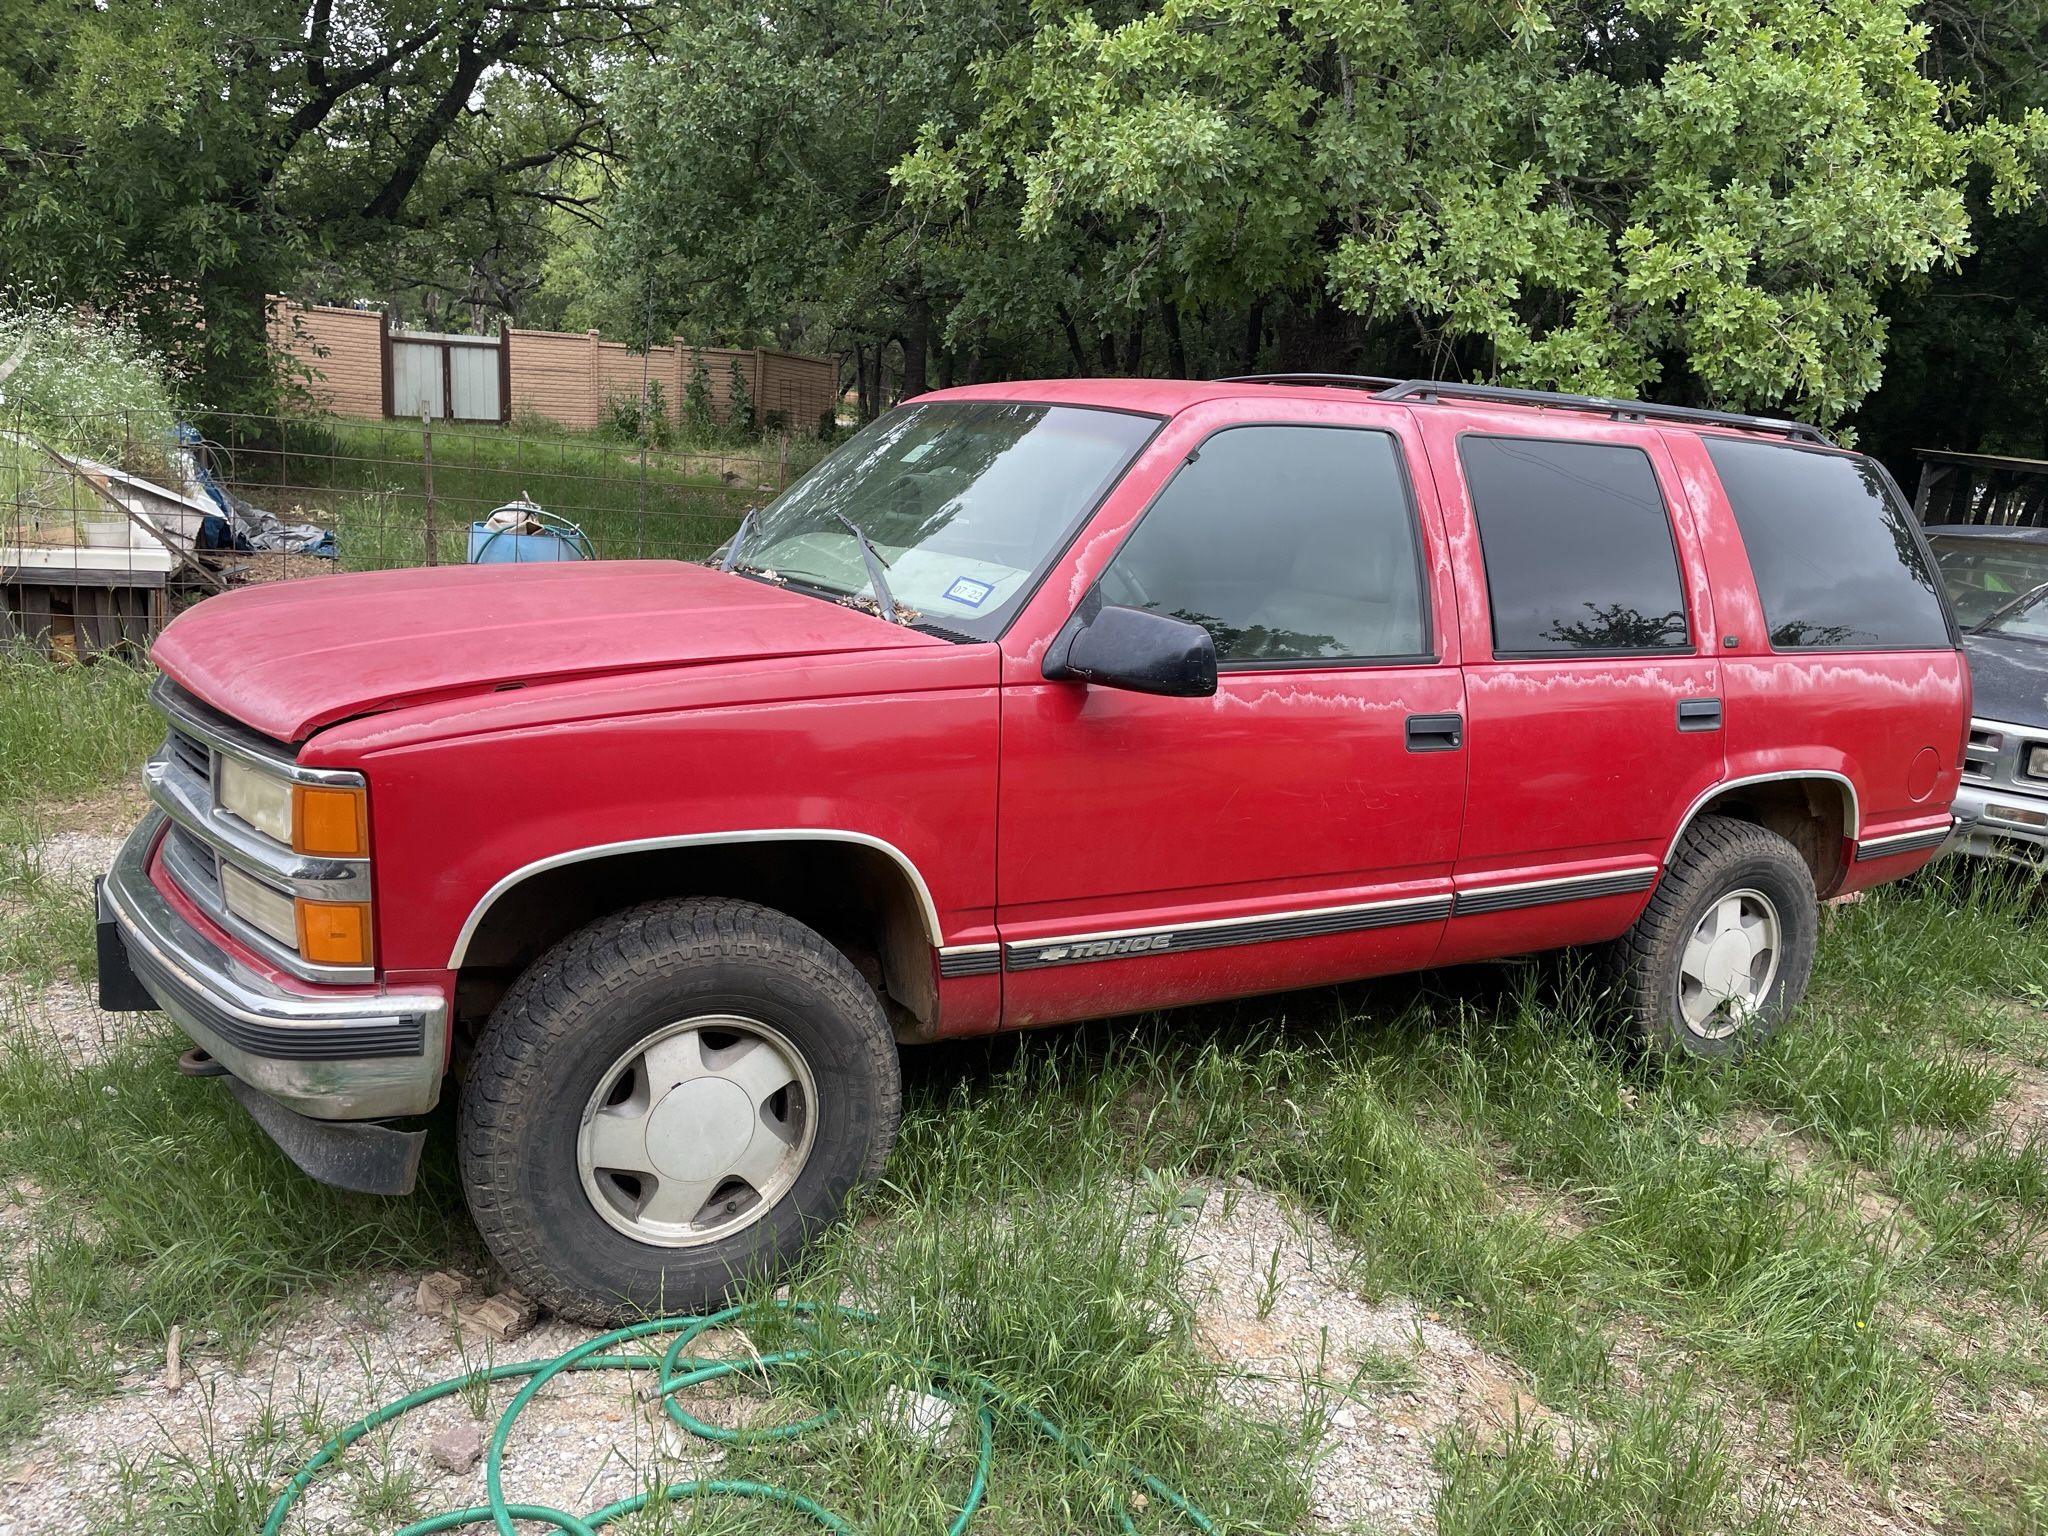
723, 401, 1158, 638
1930, 535, 2048, 641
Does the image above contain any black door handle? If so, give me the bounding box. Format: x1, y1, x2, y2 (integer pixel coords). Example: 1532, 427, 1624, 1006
1406, 713, 1463, 752
1677, 698, 1722, 732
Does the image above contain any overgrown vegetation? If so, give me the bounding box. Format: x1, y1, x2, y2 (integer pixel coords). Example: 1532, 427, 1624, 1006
0, 301, 183, 461
0, 651, 2043, 1532
198, 416, 824, 571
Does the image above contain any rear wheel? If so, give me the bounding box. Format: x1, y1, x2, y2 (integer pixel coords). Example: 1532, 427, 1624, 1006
1605, 816, 1818, 1059
459, 898, 901, 1323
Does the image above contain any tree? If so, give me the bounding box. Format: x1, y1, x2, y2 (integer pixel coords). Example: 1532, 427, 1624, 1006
894, 0, 2047, 423
1854, 0, 2048, 472
0, 0, 660, 409
594, 0, 1035, 416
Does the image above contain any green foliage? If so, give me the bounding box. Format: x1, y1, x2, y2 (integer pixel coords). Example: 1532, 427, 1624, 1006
725, 358, 756, 439
0, 0, 652, 411
682, 353, 716, 436
604, 377, 671, 448
0, 301, 182, 465
895, 0, 2048, 423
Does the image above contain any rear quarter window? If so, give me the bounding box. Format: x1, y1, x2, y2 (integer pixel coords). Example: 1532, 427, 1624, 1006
1704, 438, 1952, 651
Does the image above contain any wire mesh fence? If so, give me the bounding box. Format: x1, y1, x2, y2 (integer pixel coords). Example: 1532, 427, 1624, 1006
4, 408, 825, 657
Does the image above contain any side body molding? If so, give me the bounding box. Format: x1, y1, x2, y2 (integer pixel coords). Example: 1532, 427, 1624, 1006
445, 829, 947, 968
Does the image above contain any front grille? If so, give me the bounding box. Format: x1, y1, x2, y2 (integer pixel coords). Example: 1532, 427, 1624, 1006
1963, 727, 2000, 783
162, 824, 223, 909
168, 726, 212, 784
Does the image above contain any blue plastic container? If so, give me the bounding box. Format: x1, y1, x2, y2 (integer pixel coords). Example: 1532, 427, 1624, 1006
467, 508, 595, 564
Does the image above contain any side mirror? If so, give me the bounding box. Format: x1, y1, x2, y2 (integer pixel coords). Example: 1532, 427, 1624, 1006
1045, 592, 1218, 697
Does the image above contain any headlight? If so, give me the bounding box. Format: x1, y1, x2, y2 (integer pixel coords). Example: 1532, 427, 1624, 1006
219, 757, 368, 857
2027, 744, 2048, 782
219, 756, 291, 842
220, 864, 299, 947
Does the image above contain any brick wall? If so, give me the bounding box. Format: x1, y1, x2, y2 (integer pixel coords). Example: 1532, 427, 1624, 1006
506, 329, 602, 429
270, 301, 840, 435
270, 302, 385, 417
515, 334, 839, 434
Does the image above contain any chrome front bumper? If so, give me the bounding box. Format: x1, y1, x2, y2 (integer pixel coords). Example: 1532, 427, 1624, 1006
1950, 783, 2048, 864
101, 811, 447, 1118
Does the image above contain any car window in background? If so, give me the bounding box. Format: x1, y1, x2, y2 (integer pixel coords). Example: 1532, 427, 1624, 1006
1099, 425, 1429, 664
737, 401, 1158, 639
1706, 439, 1951, 651
1930, 536, 2048, 639
1459, 436, 1690, 657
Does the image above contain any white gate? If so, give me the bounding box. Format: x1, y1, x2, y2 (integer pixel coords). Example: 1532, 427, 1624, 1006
388, 329, 505, 422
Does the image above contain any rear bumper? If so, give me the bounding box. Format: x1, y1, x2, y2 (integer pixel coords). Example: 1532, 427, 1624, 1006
1950, 784, 2048, 865
100, 811, 447, 1119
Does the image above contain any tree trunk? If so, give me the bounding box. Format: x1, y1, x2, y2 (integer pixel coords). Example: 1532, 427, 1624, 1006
865, 343, 885, 420
1055, 306, 1088, 374
1241, 300, 1265, 374
900, 296, 931, 399
1162, 301, 1187, 378
1119, 321, 1144, 375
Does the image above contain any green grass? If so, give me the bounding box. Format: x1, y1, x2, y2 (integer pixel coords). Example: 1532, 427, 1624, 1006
202, 417, 819, 571
0, 646, 158, 807
0, 649, 157, 981
0, 1012, 464, 1393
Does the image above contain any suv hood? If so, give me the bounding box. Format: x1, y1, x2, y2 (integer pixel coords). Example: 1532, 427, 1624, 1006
1962, 630, 2048, 731
152, 560, 941, 742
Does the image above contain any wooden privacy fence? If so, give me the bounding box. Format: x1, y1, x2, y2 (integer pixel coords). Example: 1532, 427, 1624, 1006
270, 301, 840, 436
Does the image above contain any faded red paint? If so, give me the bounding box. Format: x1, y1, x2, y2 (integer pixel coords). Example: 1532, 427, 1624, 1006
144, 378, 1969, 1037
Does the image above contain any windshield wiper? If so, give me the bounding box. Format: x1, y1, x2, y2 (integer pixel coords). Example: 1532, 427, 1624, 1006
830, 512, 907, 625
719, 508, 756, 572
1972, 578, 2048, 634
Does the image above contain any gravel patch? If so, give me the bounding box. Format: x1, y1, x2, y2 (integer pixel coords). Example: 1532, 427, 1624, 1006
1170, 1179, 1576, 1533
0, 978, 138, 1069
0, 1275, 773, 1536
26, 833, 124, 893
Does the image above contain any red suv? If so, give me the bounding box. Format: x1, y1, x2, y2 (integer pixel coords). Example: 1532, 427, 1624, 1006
97, 376, 1967, 1320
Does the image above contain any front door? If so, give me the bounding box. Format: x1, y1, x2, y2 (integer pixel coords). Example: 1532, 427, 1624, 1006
994, 409, 1469, 1028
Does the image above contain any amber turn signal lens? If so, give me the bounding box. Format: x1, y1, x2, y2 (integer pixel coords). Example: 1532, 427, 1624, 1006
297, 899, 373, 967
292, 784, 368, 857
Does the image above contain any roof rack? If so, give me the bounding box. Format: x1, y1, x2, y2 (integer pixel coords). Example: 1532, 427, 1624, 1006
1212, 372, 1406, 391
1371, 379, 1834, 447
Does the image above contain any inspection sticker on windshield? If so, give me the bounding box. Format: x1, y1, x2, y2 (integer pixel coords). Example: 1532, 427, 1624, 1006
944, 577, 994, 609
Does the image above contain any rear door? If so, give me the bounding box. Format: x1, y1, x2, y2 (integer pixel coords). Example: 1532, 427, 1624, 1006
994, 399, 1468, 1027
1413, 416, 1727, 965
1677, 433, 1964, 884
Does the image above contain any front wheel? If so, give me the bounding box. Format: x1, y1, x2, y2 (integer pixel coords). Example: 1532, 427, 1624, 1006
1603, 815, 1818, 1059
459, 898, 902, 1323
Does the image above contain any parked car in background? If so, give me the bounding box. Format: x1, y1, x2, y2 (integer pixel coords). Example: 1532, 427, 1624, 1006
97, 376, 1968, 1322
1929, 525, 2048, 865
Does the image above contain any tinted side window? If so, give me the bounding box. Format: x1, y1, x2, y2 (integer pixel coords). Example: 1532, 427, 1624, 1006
1460, 437, 1690, 656
1705, 439, 1951, 651
1101, 426, 1428, 664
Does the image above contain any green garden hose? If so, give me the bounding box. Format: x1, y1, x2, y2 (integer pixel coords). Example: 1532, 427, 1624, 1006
262, 1301, 1216, 1536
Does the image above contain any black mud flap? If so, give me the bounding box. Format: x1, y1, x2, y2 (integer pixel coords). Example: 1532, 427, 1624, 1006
95, 878, 160, 1013
225, 1075, 426, 1196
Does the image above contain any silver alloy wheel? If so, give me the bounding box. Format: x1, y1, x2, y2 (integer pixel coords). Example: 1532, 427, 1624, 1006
577, 1015, 818, 1248
1676, 887, 1783, 1039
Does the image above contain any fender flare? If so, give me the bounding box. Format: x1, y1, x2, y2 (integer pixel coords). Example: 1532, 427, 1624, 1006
1664, 770, 1860, 867
445, 829, 945, 969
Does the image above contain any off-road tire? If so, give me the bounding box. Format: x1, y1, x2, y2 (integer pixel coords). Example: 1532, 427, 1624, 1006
459, 898, 901, 1323
1604, 815, 1818, 1060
